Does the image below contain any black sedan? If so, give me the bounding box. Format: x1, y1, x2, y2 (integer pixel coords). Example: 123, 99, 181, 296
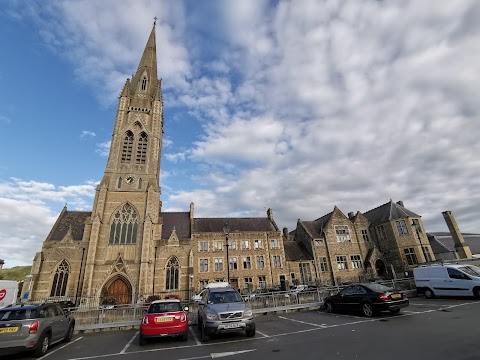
324, 283, 409, 317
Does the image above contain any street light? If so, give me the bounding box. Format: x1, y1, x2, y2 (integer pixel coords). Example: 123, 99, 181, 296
223, 223, 230, 284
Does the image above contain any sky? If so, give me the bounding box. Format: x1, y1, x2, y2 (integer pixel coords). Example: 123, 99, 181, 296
1, 0, 479, 268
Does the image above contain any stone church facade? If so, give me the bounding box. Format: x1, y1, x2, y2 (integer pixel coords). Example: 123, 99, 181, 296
24, 25, 469, 306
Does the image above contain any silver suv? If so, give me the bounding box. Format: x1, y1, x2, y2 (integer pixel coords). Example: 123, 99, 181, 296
0, 303, 75, 358
197, 284, 255, 341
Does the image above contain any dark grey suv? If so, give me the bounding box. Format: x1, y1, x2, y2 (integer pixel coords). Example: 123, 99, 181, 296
0, 303, 75, 358
197, 284, 255, 342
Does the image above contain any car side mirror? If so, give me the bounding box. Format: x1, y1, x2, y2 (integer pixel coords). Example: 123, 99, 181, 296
183, 306, 189, 312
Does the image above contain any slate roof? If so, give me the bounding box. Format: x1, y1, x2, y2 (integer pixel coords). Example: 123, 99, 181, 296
428, 232, 480, 255
49, 211, 91, 241
363, 200, 420, 225
283, 240, 314, 261
301, 211, 334, 238
161, 212, 191, 240
193, 218, 276, 233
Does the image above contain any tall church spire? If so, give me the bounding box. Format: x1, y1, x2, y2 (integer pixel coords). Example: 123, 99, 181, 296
130, 23, 158, 105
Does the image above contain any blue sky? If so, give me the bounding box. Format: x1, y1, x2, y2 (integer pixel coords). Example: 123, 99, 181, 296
1, 0, 479, 268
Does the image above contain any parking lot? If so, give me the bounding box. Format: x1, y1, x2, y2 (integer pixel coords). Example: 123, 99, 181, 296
5, 296, 480, 360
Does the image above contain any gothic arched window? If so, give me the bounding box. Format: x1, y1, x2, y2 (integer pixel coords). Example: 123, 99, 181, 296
121, 131, 134, 164
165, 257, 179, 290
109, 203, 139, 244
50, 260, 69, 297
136, 132, 148, 165
141, 76, 147, 91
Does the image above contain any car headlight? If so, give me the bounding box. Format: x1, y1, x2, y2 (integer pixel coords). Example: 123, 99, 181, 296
244, 309, 253, 317
205, 311, 219, 321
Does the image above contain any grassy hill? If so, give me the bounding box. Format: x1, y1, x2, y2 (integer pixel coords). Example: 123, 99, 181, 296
0, 266, 31, 281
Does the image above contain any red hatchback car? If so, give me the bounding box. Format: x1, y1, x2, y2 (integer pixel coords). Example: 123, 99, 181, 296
139, 300, 189, 345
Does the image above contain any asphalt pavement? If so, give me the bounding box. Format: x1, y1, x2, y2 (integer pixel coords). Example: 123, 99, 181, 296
4, 296, 480, 360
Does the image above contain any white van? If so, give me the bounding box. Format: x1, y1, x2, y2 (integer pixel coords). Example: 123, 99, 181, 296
413, 264, 480, 298
0, 280, 19, 308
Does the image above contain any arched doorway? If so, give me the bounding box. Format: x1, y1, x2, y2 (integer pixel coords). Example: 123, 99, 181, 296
101, 277, 132, 306
375, 259, 386, 276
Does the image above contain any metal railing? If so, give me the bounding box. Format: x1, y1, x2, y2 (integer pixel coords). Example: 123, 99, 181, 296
69, 279, 415, 331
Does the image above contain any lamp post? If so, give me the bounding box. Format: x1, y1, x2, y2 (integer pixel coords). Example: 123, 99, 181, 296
223, 223, 230, 284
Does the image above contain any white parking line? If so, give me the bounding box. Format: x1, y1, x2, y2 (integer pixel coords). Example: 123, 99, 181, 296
318, 311, 364, 319
189, 325, 202, 345
38, 336, 83, 359
278, 316, 328, 328
120, 332, 138, 354
255, 330, 270, 337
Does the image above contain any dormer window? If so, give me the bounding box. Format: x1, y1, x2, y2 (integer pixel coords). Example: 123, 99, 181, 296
141, 76, 147, 91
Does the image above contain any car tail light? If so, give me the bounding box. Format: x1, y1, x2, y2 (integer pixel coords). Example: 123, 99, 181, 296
402, 293, 407, 299
141, 316, 149, 325
180, 313, 187, 322
29, 321, 39, 334
377, 293, 389, 301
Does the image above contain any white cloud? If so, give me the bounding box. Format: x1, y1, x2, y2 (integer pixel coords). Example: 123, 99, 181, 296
81, 130, 96, 138
0, 115, 11, 124
0, 178, 97, 267
96, 141, 111, 157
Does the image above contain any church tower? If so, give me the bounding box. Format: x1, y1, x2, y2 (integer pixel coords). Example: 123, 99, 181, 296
82, 23, 163, 302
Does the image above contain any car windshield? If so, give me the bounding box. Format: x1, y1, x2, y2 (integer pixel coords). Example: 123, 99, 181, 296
364, 283, 393, 293
459, 266, 480, 277
148, 302, 182, 314
0, 309, 38, 321
208, 291, 243, 304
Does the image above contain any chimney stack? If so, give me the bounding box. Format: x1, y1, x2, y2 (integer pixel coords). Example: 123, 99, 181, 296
348, 212, 355, 220
442, 211, 472, 259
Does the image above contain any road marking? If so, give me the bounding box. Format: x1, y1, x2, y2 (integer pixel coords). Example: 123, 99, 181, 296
211, 349, 256, 358
38, 336, 83, 359
120, 331, 138, 354
318, 311, 364, 319
190, 325, 202, 345
255, 330, 270, 337
278, 316, 327, 328
402, 310, 419, 314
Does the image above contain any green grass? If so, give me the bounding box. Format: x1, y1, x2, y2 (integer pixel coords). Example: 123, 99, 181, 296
0, 266, 31, 281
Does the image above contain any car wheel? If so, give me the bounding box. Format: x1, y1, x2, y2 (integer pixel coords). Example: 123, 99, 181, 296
64, 324, 74, 342
181, 331, 188, 341
34, 332, 50, 357
138, 333, 146, 346
389, 308, 400, 314
362, 302, 374, 317
246, 326, 256, 337
201, 323, 210, 342
325, 301, 334, 313
473, 287, 480, 299
424, 288, 435, 299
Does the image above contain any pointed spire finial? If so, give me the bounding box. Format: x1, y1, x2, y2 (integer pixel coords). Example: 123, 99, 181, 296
154, 16, 157, 26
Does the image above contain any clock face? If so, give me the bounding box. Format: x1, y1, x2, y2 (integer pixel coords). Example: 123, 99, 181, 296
125, 175, 135, 184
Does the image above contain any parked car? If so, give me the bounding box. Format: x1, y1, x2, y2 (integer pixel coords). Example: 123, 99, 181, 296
192, 288, 207, 302
0, 303, 75, 358
197, 282, 255, 342
324, 283, 409, 317
139, 299, 189, 345
414, 264, 480, 298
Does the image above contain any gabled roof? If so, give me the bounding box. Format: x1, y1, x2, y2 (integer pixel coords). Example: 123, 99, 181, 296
49, 211, 91, 241
363, 200, 420, 226
283, 241, 314, 261
161, 212, 191, 240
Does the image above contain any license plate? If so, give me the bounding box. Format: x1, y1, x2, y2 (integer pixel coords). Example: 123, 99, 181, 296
391, 293, 401, 299
0, 327, 19, 333
155, 317, 173, 323
224, 323, 240, 329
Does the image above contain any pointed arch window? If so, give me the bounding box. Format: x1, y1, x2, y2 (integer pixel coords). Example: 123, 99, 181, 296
136, 132, 148, 165
121, 131, 134, 164
109, 203, 139, 244
141, 76, 147, 91
50, 260, 69, 297
165, 257, 179, 290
